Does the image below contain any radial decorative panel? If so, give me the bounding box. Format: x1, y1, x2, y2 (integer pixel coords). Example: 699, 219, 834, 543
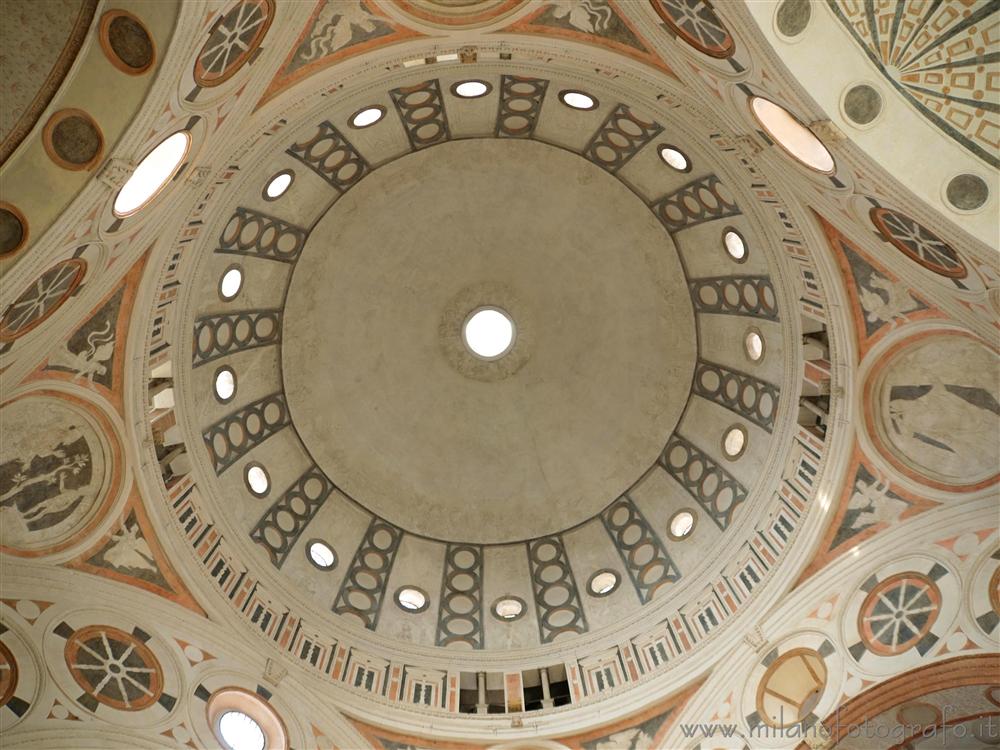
600, 496, 679, 603
1, 259, 85, 342
857, 573, 941, 656
495, 75, 549, 138
693, 359, 780, 432
286, 121, 371, 193
63, 625, 164, 711
332, 519, 403, 630
250, 465, 336, 567
526, 536, 587, 643
192, 309, 282, 367
390, 79, 451, 151
435, 544, 484, 649
649, 174, 740, 233
870, 206, 967, 279
215, 207, 307, 264
202, 393, 290, 473
843, 557, 958, 671
688, 276, 779, 320
583, 104, 663, 173
829, 0, 1000, 167
650, 0, 736, 59
193, 0, 274, 87
659, 434, 748, 530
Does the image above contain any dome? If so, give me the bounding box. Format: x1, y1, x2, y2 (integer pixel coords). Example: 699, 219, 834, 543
0, 0, 996, 747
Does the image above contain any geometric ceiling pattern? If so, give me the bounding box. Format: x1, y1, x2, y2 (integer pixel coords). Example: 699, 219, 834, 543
829, 0, 1000, 168
0, 0, 997, 748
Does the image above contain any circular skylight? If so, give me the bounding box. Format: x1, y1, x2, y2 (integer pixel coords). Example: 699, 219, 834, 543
218, 710, 265, 750
723, 426, 747, 458
264, 171, 293, 200
745, 329, 765, 362
463, 307, 515, 359
559, 90, 598, 110
588, 570, 619, 596
214, 367, 236, 402
668, 510, 695, 539
493, 597, 524, 620
245, 464, 270, 496
113, 131, 190, 217
749, 96, 835, 173
351, 106, 384, 128
220, 266, 243, 300
453, 80, 490, 98
307, 540, 336, 570
659, 145, 690, 172
396, 587, 428, 612
724, 229, 747, 261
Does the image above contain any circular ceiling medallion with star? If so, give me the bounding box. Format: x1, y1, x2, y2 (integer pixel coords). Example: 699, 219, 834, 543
0, 259, 86, 342
64, 625, 164, 711
870, 207, 967, 279
858, 572, 941, 656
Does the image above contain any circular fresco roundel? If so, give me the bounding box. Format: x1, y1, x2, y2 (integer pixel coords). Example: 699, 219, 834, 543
194, 0, 274, 88
0, 259, 85, 342
0, 640, 17, 708
990, 566, 1000, 618
868, 332, 999, 490
64, 625, 164, 711
870, 207, 968, 279
858, 572, 941, 656
651, 0, 736, 59
0, 393, 116, 555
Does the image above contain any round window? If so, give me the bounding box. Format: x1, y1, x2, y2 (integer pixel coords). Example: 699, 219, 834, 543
350, 106, 385, 128
588, 570, 620, 597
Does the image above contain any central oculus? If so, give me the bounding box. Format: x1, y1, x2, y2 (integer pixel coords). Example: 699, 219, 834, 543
463, 307, 515, 359
282, 139, 696, 544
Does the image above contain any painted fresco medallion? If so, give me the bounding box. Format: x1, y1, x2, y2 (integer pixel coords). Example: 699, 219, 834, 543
0, 202, 29, 257
0, 641, 17, 707
0, 625, 36, 727
651, 0, 735, 59
194, 0, 274, 87
990, 565, 1000, 617
858, 572, 941, 656
0, 259, 85, 342
0, 394, 113, 554
870, 207, 967, 279
869, 332, 999, 490
64, 625, 163, 711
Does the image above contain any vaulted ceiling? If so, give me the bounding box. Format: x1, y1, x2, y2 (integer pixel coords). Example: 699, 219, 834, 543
1, 1, 997, 749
